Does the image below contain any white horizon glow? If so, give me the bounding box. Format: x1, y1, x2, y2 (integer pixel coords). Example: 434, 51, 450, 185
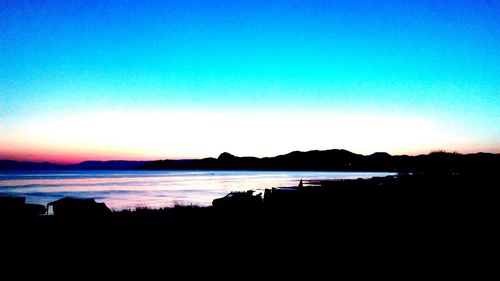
0, 108, 473, 163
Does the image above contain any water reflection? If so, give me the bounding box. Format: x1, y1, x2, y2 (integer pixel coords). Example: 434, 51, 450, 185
0, 170, 393, 210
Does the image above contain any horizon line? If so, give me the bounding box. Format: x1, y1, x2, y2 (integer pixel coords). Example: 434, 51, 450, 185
2, 148, 499, 165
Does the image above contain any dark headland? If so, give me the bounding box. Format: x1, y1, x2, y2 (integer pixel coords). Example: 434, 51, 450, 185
140, 149, 500, 173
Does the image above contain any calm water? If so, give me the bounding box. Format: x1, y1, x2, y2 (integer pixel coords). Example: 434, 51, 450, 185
0, 170, 394, 210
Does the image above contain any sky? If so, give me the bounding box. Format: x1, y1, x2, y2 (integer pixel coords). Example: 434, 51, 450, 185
1, 0, 499, 163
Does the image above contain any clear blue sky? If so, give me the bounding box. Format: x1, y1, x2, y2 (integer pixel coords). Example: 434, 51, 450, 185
1, 0, 499, 162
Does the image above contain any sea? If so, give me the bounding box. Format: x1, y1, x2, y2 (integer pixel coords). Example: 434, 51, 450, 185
0, 170, 394, 211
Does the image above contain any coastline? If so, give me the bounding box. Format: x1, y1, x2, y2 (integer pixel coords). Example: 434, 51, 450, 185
0, 170, 392, 211
3, 170, 498, 227
2, 170, 498, 268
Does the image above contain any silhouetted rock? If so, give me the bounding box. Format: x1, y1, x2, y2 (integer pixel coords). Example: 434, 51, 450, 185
0, 196, 46, 218
212, 190, 262, 209
47, 197, 111, 217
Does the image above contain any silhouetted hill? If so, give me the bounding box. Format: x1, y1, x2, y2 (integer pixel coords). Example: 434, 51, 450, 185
0, 160, 63, 170
68, 160, 149, 170
140, 149, 500, 173
0, 160, 150, 170
218, 152, 236, 161
261, 149, 363, 171
3, 150, 500, 172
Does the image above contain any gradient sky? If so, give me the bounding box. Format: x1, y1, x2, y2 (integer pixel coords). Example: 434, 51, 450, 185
1, 0, 499, 163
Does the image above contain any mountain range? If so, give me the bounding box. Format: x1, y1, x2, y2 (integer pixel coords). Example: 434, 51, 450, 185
2, 149, 499, 172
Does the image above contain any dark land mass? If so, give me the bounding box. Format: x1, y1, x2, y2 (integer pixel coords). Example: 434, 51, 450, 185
3, 169, 500, 250
68, 160, 150, 170
2, 150, 499, 269
0, 160, 63, 170
0, 160, 149, 170
2, 149, 499, 172
140, 149, 500, 173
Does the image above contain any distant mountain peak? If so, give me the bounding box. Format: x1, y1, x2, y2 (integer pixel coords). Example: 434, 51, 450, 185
218, 152, 236, 160
369, 152, 392, 157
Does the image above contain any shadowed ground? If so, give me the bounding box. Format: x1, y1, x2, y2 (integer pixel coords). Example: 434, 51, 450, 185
3, 170, 498, 252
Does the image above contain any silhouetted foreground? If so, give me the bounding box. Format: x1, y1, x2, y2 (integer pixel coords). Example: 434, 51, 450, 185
2, 170, 499, 272
2, 169, 498, 236
47, 197, 111, 217
0, 196, 45, 218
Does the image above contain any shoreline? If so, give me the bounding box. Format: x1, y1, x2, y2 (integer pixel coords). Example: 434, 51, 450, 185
2, 171, 499, 260
2, 170, 498, 219
0, 170, 393, 211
